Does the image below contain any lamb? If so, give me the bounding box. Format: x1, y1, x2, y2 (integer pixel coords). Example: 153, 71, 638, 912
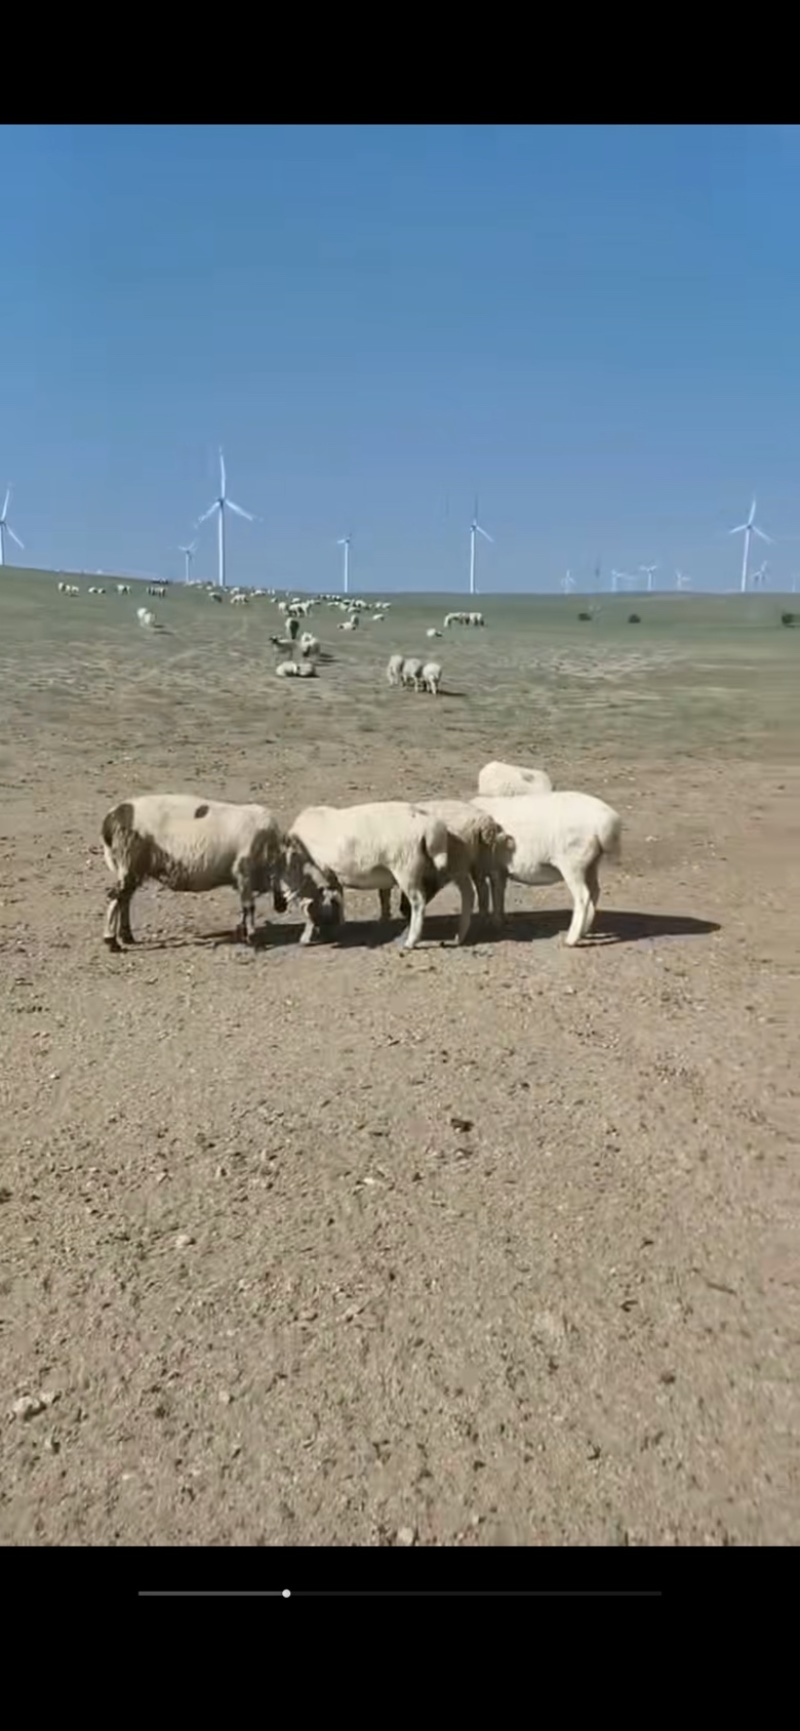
100, 794, 295, 951
285, 801, 474, 949
477, 760, 554, 798
471, 791, 622, 946
386, 653, 404, 686
400, 656, 423, 691
381, 799, 514, 928
299, 633, 321, 659
275, 659, 316, 678
421, 660, 442, 695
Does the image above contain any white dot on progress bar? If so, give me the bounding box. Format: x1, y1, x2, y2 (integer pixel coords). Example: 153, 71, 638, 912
282, 1589, 291, 1598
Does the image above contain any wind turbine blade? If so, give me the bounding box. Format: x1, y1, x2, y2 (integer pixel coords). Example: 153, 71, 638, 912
728, 523, 747, 535
1, 489, 9, 518
197, 502, 219, 525
8, 527, 24, 549
752, 526, 773, 543
219, 449, 227, 496
476, 525, 493, 542
226, 499, 256, 522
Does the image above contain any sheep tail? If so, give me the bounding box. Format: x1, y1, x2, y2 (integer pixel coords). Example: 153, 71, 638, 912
421, 819, 450, 876
599, 812, 623, 862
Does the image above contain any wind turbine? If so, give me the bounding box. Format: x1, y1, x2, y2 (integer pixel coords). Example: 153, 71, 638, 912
752, 560, 769, 589
675, 569, 692, 590
0, 486, 24, 566
560, 568, 576, 594
639, 563, 658, 592
337, 533, 352, 596
469, 500, 493, 596
179, 540, 198, 584
729, 497, 772, 593
197, 449, 256, 591
611, 569, 635, 593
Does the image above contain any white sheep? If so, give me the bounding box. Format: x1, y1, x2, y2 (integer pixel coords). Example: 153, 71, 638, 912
386, 653, 404, 686
100, 793, 304, 951
471, 791, 622, 946
421, 660, 442, 695
285, 801, 474, 949
477, 760, 554, 798
380, 799, 515, 928
400, 656, 423, 691
299, 633, 321, 659
136, 607, 156, 628
426, 627, 443, 638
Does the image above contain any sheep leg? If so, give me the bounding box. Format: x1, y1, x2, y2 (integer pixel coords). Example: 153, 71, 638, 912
233, 859, 258, 943
560, 864, 592, 947
473, 868, 491, 920
583, 858, 601, 937
378, 887, 393, 922
453, 873, 474, 944
104, 873, 137, 950
490, 869, 508, 925
401, 887, 426, 949
298, 908, 318, 945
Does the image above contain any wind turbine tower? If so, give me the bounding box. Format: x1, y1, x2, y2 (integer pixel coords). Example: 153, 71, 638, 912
197, 449, 256, 590
337, 533, 352, 596
0, 487, 24, 566
639, 563, 658, 592
469, 500, 493, 596
179, 540, 198, 584
729, 497, 771, 593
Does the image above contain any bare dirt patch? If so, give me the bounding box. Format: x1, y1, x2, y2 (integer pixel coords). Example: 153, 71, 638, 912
1, 582, 798, 1546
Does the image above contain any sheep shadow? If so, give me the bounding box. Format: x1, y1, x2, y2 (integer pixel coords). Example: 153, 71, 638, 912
133, 907, 720, 954
469, 908, 720, 947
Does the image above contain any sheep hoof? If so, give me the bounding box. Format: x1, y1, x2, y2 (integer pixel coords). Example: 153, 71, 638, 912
104, 936, 122, 953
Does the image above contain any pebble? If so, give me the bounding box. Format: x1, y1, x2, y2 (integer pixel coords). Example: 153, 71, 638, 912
175, 1232, 195, 1250
11, 1391, 58, 1420
396, 1526, 416, 1547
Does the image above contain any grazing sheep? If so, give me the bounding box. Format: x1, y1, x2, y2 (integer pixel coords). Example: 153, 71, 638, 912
477, 760, 554, 798
339, 617, 359, 632
471, 791, 622, 946
286, 801, 473, 949
299, 633, 321, 659
386, 653, 404, 686
116, 583, 131, 595
136, 607, 156, 628
400, 656, 423, 691
421, 660, 442, 695
384, 799, 514, 927
101, 794, 288, 951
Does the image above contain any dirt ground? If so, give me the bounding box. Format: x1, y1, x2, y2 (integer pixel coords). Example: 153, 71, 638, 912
1, 585, 799, 1546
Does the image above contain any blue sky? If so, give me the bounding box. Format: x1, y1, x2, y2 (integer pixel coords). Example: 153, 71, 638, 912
3, 123, 800, 592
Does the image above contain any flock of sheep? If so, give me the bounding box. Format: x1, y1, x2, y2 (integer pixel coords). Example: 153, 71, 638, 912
100, 759, 622, 955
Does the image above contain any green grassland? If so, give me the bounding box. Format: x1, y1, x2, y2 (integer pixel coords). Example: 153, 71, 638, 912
1, 565, 799, 774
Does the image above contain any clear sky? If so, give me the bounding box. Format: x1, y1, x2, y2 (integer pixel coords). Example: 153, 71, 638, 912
3, 123, 800, 592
